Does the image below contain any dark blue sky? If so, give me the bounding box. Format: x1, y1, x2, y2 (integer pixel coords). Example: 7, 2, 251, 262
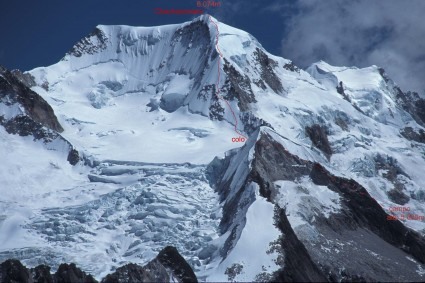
0, 0, 294, 71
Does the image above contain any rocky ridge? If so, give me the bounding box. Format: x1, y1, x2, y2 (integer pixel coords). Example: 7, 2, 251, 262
0, 65, 81, 165
0, 246, 196, 283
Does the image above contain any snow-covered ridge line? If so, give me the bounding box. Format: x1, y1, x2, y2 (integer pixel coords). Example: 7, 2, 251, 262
208, 15, 247, 139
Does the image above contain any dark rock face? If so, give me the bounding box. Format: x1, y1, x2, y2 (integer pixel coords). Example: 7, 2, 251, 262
197, 84, 214, 102
397, 90, 425, 127
208, 96, 225, 121
374, 154, 408, 182
334, 117, 349, 131
222, 59, 256, 112
1, 115, 59, 141
267, 133, 425, 280
67, 149, 80, 166
309, 163, 425, 264
67, 27, 108, 58
305, 124, 332, 159
387, 188, 410, 205
251, 133, 311, 184
30, 265, 53, 283
11, 69, 36, 89
336, 81, 345, 96
55, 263, 96, 283
156, 246, 198, 283
201, 85, 225, 121
101, 263, 165, 283
207, 145, 256, 257
283, 62, 300, 73
172, 20, 210, 53
374, 153, 410, 204
0, 259, 32, 283
240, 112, 274, 136
272, 209, 327, 283
0, 247, 196, 283
400, 126, 425, 143
208, 131, 326, 281
248, 134, 326, 281
0, 66, 63, 133
253, 48, 283, 93
101, 246, 198, 283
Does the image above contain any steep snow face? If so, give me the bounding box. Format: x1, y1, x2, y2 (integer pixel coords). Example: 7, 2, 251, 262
26, 15, 303, 164
28, 15, 246, 164
204, 182, 281, 282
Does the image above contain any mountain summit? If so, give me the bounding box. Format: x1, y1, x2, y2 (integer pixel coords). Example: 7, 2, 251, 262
1, 15, 424, 282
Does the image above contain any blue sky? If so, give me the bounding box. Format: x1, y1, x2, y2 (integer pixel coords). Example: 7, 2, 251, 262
1, 0, 424, 94
0, 0, 292, 71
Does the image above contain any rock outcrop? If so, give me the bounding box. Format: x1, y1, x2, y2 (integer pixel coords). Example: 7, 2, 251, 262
0, 65, 63, 132
0, 65, 80, 165
305, 124, 332, 159
0, 246, 196, 283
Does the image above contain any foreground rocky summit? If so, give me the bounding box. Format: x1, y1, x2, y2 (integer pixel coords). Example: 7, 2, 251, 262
0, 246, 197, 283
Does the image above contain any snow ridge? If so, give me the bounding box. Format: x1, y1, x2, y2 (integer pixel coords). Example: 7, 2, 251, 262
208, 15, 247, 139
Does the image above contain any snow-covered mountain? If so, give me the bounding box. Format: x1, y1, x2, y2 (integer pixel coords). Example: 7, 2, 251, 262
1, 14, 425, 282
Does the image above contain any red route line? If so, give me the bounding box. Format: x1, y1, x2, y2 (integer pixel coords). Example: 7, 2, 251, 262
208, 15, 248, 140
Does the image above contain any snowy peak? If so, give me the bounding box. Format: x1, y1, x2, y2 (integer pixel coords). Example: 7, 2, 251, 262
61, 15, 215, 68
25, 15, 303, 164
307, 60, 416, 125
32, 15, 218, 114
308, 60, 385, 93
